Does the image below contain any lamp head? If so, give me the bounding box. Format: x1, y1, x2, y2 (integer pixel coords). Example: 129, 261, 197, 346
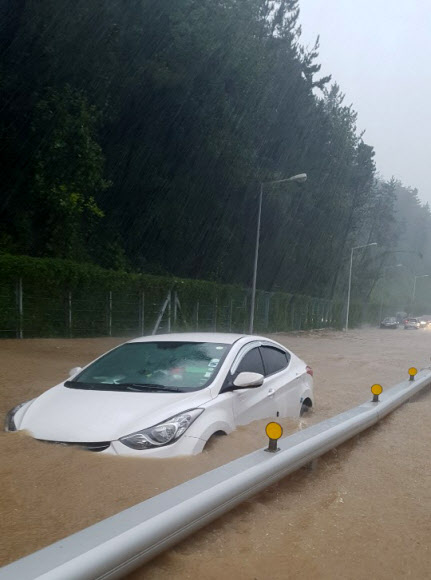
289, 173, 307, 183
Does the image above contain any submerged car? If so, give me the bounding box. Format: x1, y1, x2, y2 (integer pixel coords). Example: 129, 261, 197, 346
379, 317, 398, 329
5, 333, 314, 458
404, 318, 420, 330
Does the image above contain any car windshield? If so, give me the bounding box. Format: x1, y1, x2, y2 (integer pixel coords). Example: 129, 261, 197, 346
67, 341, 230, 392
385, 318, 396, 322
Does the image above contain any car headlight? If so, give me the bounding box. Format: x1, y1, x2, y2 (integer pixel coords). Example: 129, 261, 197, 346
119, 408, 204, 450
4, 401, 31, 432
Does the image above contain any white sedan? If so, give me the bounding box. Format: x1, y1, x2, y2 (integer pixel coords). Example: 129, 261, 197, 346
5, 333, 314, 458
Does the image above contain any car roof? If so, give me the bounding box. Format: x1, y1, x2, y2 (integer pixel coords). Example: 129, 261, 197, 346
127, 332, 267, 345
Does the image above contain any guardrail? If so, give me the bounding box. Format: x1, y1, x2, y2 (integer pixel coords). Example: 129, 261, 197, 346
1, 369, 430, 580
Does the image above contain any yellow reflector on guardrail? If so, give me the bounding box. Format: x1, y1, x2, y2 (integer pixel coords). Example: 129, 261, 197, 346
371, 384, 383, 396
265, 422, 283, 453
266, 422, 283, 440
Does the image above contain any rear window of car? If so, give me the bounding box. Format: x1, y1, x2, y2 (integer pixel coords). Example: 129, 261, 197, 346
260, 346, 290, 376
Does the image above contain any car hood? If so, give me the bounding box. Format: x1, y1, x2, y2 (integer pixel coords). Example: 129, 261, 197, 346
19, 384, 213, 442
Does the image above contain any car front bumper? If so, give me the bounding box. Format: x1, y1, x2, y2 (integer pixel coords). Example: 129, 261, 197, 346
37, 434, 207, 458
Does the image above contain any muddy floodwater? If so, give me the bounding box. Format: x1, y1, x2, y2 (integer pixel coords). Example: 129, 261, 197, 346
0, 328, 430, 578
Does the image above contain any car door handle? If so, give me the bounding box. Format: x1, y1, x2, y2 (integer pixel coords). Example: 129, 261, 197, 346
267, 388, 275, 397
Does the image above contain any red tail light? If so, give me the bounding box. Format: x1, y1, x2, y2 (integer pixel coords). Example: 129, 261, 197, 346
306, 365, 313, 377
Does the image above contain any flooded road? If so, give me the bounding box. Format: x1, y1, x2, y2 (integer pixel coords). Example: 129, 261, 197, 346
1, 328, 430, 578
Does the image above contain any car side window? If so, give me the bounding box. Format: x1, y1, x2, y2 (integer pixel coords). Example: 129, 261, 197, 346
235, 347, 265, 376
260, 346, 289, 376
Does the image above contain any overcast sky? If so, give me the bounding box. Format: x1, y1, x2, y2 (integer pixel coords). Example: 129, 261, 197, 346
298, 0, 431, 204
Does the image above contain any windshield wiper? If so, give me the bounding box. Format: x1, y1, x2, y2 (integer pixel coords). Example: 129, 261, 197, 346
65, 381, 182, 392
65, 381, 101, 390
120, 383, 183, 392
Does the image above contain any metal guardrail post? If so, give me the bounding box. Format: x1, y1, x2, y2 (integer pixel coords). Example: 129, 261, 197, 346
16, 278, 23, 339
167, 291, 171, 333
152, 291, 171, 335
228, 299, 233, 332
173, 291, 177, 331
195, 300, 199, 331
139, 291, 145, 336
213, 296, 218, 331
68, 291, 72, 338
107, 291, 112, 337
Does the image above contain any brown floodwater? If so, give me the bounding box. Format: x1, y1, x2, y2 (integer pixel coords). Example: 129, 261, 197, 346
0, 328, 430, 579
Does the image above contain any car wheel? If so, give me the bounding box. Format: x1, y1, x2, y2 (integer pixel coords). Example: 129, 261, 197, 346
300, 399, 312, 417
203, 430, 226, 451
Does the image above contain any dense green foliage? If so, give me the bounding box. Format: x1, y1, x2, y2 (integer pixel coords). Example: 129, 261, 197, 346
1, 0, 430, 309
0, 252, 232, 296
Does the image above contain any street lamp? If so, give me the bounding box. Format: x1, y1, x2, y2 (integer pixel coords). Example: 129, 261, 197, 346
345, 242, 378, 331
412, 274, 429, 304
379, 264, 403, 322
249, 173, 307, 334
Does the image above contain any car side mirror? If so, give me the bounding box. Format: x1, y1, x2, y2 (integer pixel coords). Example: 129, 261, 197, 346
68, 366, 82, 377
233, 372, 264, 389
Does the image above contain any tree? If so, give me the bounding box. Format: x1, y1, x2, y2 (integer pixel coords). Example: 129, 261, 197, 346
1, 0, 425, 309
29, 86, 108, 260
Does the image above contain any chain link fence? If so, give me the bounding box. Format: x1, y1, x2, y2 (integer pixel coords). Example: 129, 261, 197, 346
0, 279, 351, 339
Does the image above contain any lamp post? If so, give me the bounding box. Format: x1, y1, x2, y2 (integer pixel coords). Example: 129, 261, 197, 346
412, 274, 429, 304
345, 242, 378, 331
249, 173, 307, 334
379, 264, 403, 322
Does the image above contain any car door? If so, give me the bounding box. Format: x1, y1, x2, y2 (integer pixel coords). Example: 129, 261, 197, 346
259, 344, 301, 418
230, 344, 278, 426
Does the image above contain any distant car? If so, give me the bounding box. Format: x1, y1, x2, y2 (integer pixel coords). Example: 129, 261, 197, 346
4, 333, 314, 458
404, 318, 420, 330
396, 312, 407, 324
380, 317, 398, 329
417, 315, 431, 328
